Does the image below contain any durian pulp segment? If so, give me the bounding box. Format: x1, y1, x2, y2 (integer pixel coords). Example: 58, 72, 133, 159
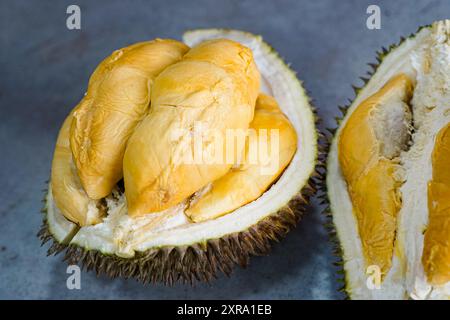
47, 30, 316, 259
328, 28, 428, 300
328, 20, 450, 299
338, 74, 413, 278
186, 93, 298, 222
50, 113, 103, 226
182, 38, 261, 113
423, 124, 450, 285
46, 187, 79, 244
70, 39, 189, 200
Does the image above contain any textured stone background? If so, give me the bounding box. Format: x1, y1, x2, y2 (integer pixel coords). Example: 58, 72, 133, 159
0, 0, 448, 299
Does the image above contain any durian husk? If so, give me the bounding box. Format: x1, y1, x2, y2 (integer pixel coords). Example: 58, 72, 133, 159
39, 29, 319, 285
39, 187, 314, 284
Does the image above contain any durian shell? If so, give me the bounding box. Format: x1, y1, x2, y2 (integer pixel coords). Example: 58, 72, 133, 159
39, 185, 316, 284
39, 29, 320, 285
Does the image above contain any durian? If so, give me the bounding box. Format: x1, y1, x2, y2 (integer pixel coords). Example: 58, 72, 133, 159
39, 29, 318, 284
326, 20, 450, 299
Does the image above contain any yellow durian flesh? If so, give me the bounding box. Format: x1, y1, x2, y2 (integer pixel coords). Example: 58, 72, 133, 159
123, 39, 260, 217
186, 94, 297, 222
51, 113, 103, 226
183, 39, 260, 119
338, 74, 414, 277
70, 39, 189, 200
423, 123, 450, 285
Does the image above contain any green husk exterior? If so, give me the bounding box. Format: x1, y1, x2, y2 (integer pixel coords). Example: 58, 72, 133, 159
321, 25, 431, 299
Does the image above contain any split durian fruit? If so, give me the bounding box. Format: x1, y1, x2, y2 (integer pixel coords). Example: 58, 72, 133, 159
40, 30, 318, 284
327, 20, 450, 299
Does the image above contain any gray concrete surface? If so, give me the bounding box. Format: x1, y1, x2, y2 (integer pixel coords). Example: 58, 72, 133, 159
0, 0, 448, 299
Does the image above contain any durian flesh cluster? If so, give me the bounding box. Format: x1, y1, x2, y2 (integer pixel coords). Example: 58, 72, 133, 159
47, 31, 316, 261
328, 20, 450, 299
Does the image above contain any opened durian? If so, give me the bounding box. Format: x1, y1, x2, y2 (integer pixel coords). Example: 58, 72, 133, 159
39, 29, 318, 284
327, 20, 450, 299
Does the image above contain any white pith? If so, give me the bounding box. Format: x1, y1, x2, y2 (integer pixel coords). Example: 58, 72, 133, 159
46, 30, 317, 258
327, 20, 450, 300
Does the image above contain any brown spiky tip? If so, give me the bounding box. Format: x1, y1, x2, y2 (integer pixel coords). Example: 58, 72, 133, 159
38, 222, 67, 256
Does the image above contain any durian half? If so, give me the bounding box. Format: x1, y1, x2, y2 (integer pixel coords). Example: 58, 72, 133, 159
327, 20, 450, 299
39, 29, 318, 284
